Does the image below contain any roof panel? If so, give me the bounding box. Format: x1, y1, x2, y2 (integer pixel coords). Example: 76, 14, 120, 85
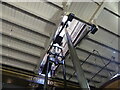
2, 56, 35, 71
2, 19, 48, 46
78, 39, 119, 62
68, 2, 98, 21
3, 36, 41, 55
89, 27, 119, 50
15, 10, 25, 22
2, 46, 39, 65
12, 2, 63, 21
96, 9, 118, 34
104, 2, 119, 15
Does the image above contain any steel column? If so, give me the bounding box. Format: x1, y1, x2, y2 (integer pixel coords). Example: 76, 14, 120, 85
62, 60, 67, 89
65, 29, 90, 90
44, 56, 50, 90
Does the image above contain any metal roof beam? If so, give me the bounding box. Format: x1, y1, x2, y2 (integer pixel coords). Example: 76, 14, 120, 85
45, 1, 64, 10
86, 37, 120, 53
2, 2, 56, 26
65, 64, 108, 79
1, 45, 40, 58
1, 17, 50, 39
104, 7, 120, 18
67, 55, 115, 72
98, 25, 120, 38
1, 32, 45, 49
1, 54, 37, 66
58, 71, 101, 84
76, 47, 120, 65
79, 58, 115, 72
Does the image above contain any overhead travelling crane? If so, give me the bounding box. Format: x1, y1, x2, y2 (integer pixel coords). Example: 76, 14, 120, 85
37, 13, 98, 90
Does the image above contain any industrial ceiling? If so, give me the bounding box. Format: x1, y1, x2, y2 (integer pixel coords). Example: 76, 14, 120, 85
1, 1, 120, 88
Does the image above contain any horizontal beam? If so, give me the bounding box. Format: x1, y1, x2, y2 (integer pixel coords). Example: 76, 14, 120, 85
86, 37, 120, 53
66, 52, 115, 72
104, 7, 120, 18
58, 71, 101, 84
1, 54, 37, 66
1, 44, 40, 58
53, 77, 97, 88
1, 35, 42, 57
98, 25, 120, 38
65, 64, 108, 79
2, 64, 35, 75
1, 60, 35, 72
2, 64, 93, 88
46, 1, 64, 10
1, 33, 47, 74
2, 2, 56, 26
76, 47, 120, 65
1, 32, 45, 50
1, 16, 50, 39
79, 58, 115, 72
2, 64, 95, 88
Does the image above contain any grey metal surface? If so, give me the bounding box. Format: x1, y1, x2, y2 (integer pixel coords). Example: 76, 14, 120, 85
65, 29, 90, 89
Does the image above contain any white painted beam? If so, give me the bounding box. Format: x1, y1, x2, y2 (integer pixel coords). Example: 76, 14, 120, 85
1, 44, 40, 58
1, 57, 35, 72
1, 31, 44, 49
2, 2, 56, 26
0, 14, 50, 38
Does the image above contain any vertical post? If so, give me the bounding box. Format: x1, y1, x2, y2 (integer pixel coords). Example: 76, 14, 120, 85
62, 60, 67, 89
65, 29, 90, 90
44, 56, 50, 90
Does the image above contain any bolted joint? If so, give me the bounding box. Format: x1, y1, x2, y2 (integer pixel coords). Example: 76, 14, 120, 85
60, 22, 64, 26
90, 24, 98, 34
67, 13, 75, 22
